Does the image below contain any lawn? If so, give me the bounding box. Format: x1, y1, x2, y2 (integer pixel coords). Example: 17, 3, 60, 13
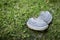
0, 0, 60, 40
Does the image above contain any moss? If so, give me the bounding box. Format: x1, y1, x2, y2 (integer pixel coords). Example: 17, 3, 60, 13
0, 0, 60, 40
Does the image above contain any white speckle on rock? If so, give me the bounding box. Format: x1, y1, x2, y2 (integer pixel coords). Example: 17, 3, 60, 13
27, 11, 52, 31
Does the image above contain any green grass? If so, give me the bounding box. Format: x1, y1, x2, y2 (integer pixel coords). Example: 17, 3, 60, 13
0, 0, 60, 40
